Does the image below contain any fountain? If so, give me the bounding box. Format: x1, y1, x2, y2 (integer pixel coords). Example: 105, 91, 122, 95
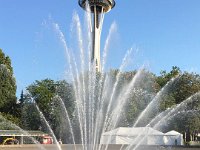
0, 1, 200, 150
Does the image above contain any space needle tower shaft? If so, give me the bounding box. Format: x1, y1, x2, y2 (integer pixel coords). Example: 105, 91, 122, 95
78, 0, 115, 72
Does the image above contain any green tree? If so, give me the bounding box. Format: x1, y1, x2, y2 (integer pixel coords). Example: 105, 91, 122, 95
171, 72, 200, 104
156, 69, 200, 133
156, 66, 181, 88
0, 49, 13, 73
0, 112, 21, 129
19, 90, 25, 104
114, 70, 159, 126
159, 93, 176, 111
21, 103, 41, 130
25, 79, 75, 142
0, 49, 17, 115
27, 79, 56, 117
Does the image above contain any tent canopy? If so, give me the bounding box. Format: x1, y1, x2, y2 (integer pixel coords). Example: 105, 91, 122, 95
165, 130, 181, 135
101, 128, 183, 145
103, 127, 164, 136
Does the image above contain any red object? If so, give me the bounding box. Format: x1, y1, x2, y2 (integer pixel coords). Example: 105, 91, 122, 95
40, 136, 53, 144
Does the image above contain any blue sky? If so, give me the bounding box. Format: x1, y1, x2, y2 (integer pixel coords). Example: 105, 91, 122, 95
0, 0, 200, 97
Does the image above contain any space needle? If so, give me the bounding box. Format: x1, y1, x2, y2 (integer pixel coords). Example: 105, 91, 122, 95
78, 0, 115, 72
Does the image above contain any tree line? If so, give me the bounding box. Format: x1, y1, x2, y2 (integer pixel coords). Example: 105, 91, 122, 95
0, 49, 200, 143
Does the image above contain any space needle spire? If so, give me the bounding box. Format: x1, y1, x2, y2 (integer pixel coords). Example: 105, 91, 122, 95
78, 0, 115, 72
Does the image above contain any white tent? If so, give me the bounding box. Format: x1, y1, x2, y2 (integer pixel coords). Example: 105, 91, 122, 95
100, 127, 165, 145
164, 130, 183, 145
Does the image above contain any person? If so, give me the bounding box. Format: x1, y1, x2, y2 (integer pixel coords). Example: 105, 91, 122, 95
58, 139, 62, 144
185, 128, 191, 146
183, 132, 186, 143
175, 139, 177, 145
14, 139, 19, 145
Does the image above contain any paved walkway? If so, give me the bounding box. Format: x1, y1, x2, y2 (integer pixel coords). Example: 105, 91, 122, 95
0, 145, 200, 150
